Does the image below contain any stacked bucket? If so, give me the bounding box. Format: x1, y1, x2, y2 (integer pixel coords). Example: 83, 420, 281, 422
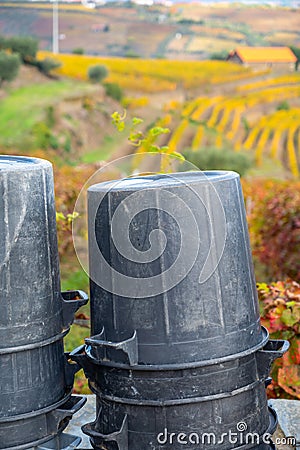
73, 171, 289, 450
0, 156, 88, 450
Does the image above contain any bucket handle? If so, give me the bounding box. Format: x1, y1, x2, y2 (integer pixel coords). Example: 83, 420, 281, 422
257, 339, 290, 380
85, 329, 138, 366
61, 290, 89, 329
69, 344, 96, 381
48, 395, 87, 432
82, 413, 128, 450
65, 349, 91, 387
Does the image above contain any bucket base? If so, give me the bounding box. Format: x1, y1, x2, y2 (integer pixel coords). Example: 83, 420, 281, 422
0, 395, 86, 450
29, 433, 80, 450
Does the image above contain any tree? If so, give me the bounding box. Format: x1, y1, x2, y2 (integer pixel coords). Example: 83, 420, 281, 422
183, 147, 253, 177
72, 47, 84, 55
104, 82, 123, 101
0, 51, 21, 87
36, 58, 61, 76
290, 46, 300, 71
87, 64, 108, 83
6, 36, 39, 63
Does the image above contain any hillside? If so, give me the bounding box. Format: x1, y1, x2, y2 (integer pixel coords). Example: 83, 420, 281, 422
1, 54, 299, 179
0, 2, 299, 58
0, 65, 127, 163
1, 49, 300, 399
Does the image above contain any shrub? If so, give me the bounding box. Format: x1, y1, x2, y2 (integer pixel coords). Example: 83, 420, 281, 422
104, 82, 123, 101
242, 180, 300, 281
290, 45, 300, 70
277, 100, 290, 111
54, 164, 96, 258
6, 36, 38, 63
183, 147, 253, 177
32, 122, 52, 149
72, 47, 84, 55
36, 57, 61, 76
124, 50, 140, 59
0, 35, 7, 50
87, 64, 108, 83
258, 280, 300, 399
210, 50, 228, 61
0, 51, 21, 86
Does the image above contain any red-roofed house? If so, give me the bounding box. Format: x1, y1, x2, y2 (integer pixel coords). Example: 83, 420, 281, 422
227, 47, 297, 71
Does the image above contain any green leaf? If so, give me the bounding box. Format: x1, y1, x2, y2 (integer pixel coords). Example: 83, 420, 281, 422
281, 309, 298, 327
286, 301, 296, 307
257, 282, 269, 291
148, 145, 160, 153
56, 211, 66, 221
170, 151, 185, 161
132, 117, 143, 125
150, 126, 170, 137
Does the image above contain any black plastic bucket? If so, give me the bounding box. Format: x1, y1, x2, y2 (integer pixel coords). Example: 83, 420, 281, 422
0, 394, 86, 450
81, 170, 288, 450
0, 156, 88, 447
0, 305, 88, 419
72, 336, 288, 403
82, 387, 276, 450
0, 156, 62, 347
88, 171, 264, 366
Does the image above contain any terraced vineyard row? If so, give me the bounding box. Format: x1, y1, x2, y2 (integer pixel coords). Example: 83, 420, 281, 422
161, 83, 300, 177
38, 51, 260, 92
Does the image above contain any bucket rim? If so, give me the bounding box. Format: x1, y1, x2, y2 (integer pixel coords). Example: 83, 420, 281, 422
85, 326, 269, 371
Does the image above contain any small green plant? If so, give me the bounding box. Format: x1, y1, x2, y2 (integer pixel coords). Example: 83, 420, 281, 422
88, 64, 108, 83
0, 51, 20, 86
111, 110, 184, 159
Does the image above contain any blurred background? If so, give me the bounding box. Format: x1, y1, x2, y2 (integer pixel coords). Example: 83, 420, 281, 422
0, 0, 299, 400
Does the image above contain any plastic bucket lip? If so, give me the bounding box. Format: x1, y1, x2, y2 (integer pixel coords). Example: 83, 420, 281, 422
2, 435, 82, 450
0, 390, 73, 424
0, 155, 51, 171
90, 378, 264, 407
0, 329, 69, 355
85, 326, 269, 371
88, 170, 240, 192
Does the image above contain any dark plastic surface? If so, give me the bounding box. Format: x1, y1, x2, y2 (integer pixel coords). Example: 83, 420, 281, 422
83, 383, 271, 450
0, 156, 62, 347
72, 336, 288, 402
0, 394, 86, 449
0, 156, 88, 446
0, 335, 66, 417
88, 171, 263, 365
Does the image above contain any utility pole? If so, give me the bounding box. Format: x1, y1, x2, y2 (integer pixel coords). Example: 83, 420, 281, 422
52, 0, 59, 54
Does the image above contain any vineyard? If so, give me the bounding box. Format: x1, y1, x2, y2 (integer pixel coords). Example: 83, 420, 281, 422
155, 78, 300, 178
38, 51, 300, 178
38, 51, 257, 92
